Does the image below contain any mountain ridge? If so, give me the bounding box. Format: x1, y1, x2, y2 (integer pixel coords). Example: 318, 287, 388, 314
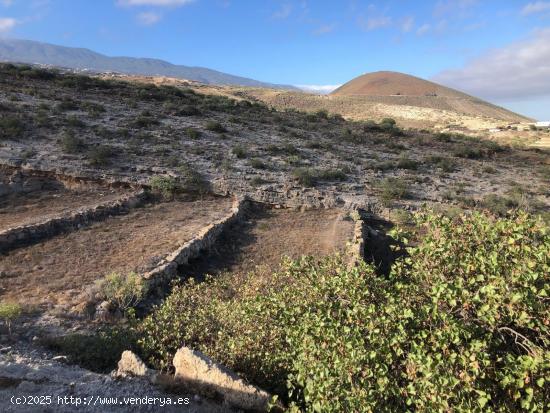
0, 38, 297, 90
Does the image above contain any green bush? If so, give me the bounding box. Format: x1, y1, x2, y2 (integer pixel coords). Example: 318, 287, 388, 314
453, 145, 484, 159
178, 105, 201, 116
396, 156, 419, 170
292, 167, 317, 187
250, 176, 268, 186
483, 165, 498, 174
132, 114, 160, 129
184, 127, 201, 140
380, 117, 397, 127
65, 115, 85, 128
316, 168, 348, 181
87, 145, 113, 166
379, 177, 410, 204
480, 194, 520, 216
425, 155, 456, 172
56, 99, 79, 111
60, 130, 84, 153
0, 301, 22, 334
139, 212, 550, 412
178, 163, 210, 195
314, 109, 329, 120
0, 115, 24, 139
205, 121, 227, 133
149, 175, 179, 199
232, 144, 247, 159
249, 158, 267, 169
96, 272, 145, 313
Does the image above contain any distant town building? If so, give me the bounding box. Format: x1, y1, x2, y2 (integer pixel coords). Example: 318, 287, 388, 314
535, 121, 550, 128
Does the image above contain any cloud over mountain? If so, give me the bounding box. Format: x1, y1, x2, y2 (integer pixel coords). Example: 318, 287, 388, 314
0, 17, 16, 33
434, 28, 550, 100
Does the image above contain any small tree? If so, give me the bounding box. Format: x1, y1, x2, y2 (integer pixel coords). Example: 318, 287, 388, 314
0, 301, 22, 335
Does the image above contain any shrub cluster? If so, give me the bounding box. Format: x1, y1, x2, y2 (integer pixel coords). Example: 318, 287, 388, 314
292, 167, 348, 187
0, 115, 24, 139
139, 211, 550, 412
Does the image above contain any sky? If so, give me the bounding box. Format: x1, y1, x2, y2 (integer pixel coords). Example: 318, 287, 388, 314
1, 0, 549, 120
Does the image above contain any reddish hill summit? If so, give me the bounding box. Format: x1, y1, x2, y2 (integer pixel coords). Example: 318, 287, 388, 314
332, 71, 471, 98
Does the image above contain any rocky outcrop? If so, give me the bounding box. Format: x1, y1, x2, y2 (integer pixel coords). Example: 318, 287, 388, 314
173, 346, 275, 412
117, 351, 156, 380
0, 345, 232, 413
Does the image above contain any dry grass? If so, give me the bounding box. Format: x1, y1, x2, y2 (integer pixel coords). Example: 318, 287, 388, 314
0, 196, 232, 310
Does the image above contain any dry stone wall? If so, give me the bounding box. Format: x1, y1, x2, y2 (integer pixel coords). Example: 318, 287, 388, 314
142, 197, 248, 293
0, 190, 147, 253
349, 211, 366, 264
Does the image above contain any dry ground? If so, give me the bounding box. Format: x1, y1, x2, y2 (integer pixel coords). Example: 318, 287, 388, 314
0, 196, 232, 310
0, 64, 548, 216
0, 188, 130, 231
184, 205, 355, 278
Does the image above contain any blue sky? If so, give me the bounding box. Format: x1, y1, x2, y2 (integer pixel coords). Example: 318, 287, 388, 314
1, 0, 549, 119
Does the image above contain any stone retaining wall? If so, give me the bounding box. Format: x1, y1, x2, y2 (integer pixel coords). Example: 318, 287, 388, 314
348, 210, 366, 264
142, 197, 248, 293
0, 190, 147, 253
0, 164, 139, 195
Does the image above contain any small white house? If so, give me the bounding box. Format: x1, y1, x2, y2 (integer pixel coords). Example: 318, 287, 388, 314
535, 121, 550, 128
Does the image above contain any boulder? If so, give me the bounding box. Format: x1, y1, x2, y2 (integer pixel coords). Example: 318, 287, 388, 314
173, 346, 275, 412
117, 351, 155, 380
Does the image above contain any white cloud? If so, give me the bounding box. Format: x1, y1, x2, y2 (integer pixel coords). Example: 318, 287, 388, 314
416, 23, 430, 35
433, 28, 550, 100
0, 16, 16, 32
358, 15, 392, 31
434, 0, 478, 17
137, 11, 161, 25
272, 3, 292, 19
117, 0, 193, 7
521, 1, 550, 15
313, 23, 336, 36
296, 84, 342, 94
401, 16, 415, 33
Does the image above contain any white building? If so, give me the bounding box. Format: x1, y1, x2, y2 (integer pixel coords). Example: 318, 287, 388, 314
535, 121, 550, 128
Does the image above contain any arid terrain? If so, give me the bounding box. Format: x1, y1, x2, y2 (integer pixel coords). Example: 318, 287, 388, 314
111, 72, 548, 138
0, 63, 548, 412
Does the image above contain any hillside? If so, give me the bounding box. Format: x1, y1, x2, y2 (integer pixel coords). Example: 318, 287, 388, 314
0, 63, 548, 413
329, 71, 530, 124
332, 71, 471, 98
0, 38, 296, 90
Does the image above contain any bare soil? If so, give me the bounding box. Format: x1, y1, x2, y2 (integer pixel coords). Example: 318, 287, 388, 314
184, 204, 355, 278
0, 188, 131, 231
0, 196, 233, 309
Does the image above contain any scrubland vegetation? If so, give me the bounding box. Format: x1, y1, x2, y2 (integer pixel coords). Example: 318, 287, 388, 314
42, 210, 550, 412
1, 64, 549, 412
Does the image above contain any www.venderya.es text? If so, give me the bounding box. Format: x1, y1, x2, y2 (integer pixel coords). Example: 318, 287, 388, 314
11, 395, 191, 408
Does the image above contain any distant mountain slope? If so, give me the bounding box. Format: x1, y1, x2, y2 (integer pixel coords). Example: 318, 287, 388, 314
0, 38, 296, 90
330, 71, 530, 122
332, 71, 470, 98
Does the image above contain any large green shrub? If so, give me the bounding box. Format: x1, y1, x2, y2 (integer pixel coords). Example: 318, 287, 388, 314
139, 212, 549, 412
